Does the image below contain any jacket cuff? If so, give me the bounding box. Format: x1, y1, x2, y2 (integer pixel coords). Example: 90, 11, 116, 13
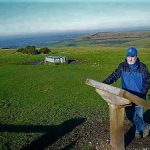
141, 89, 148, 95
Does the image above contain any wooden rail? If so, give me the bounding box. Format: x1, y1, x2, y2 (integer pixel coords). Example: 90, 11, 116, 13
86, 78, 150, 150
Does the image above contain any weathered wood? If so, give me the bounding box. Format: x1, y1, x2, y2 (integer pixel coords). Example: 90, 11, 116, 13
96, 89, 128, 149
86, 78, 150, 150
86, 78, 150, 109
109, 104, 125, 150
86, 78, 121, 96
96, 89, 131, 105
122, 91, 150, 109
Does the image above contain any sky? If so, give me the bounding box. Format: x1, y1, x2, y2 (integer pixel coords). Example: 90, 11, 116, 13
0, 0, 150, 2
0, 0, 150, 36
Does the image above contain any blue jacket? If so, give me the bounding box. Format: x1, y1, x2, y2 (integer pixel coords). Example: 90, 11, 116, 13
103, 58, 150, 99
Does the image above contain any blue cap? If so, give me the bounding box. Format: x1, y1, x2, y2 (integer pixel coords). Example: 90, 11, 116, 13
126, 47, 138, 57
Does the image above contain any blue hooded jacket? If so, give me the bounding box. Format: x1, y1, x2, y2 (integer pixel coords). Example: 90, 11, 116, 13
103, 58, 150, 99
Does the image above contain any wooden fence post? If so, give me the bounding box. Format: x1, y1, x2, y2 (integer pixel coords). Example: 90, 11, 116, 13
86, 78, 150, 150
109, 104, 125, 150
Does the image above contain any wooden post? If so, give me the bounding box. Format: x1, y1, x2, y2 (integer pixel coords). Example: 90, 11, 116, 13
109, 104, 125, 150
85, 78, 150, 150
96, 88, 129, 150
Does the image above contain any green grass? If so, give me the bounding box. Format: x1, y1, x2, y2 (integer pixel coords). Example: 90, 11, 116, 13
0, 47, 150, 149
46, 37, 150, 48
115, 37, 150, 48
47, 40, 95, 48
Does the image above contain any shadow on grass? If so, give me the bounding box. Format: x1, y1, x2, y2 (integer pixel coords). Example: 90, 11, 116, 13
0, 117, 86, 150
125, 109, 150, 148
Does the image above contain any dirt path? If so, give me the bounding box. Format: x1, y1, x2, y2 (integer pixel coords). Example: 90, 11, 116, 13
48, 119, 150, 150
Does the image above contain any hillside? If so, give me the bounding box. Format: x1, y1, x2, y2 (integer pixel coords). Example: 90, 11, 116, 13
47, 31, 150, 48
1, 48, 150, 150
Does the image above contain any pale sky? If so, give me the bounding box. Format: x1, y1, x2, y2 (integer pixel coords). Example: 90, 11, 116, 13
0, 0, 150, 36
0, 0, 150, 2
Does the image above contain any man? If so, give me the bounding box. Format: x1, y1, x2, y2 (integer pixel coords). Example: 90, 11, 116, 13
103, 47, 150, 138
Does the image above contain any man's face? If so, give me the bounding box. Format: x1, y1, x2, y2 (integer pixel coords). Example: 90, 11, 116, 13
127, 56, 137, 65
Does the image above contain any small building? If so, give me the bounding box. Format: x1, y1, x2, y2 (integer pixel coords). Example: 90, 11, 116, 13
45, 56, 67, 63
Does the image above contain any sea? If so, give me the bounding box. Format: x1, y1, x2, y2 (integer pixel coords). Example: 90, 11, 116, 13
0, 31, 89, 48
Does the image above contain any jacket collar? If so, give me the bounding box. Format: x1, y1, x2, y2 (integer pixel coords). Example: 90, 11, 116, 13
125, 57, 140, 69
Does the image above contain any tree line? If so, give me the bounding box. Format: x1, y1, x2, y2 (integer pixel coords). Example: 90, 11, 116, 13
17, 45, 51, 55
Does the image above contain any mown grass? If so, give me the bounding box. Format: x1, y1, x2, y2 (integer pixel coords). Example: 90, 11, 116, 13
0, 47, 150, 149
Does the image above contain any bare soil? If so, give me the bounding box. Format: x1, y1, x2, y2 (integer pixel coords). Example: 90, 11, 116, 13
48, 119, 150, 150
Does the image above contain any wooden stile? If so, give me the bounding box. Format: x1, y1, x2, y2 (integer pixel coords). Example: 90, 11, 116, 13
86, 78, 150, 150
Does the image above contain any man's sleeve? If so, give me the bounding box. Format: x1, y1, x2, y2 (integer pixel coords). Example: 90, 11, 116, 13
102, 63, 122, 85
141, 66, 150, 94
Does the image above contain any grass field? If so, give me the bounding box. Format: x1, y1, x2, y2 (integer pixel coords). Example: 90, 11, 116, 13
0, 47, 150, 150
46, 34, 150, 48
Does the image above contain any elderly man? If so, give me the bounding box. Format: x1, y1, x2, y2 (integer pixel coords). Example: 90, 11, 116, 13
103, 47, 150, 138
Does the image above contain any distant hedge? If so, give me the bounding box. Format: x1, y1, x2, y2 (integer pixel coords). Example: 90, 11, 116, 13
17, 46, 51, 55
39, 47, 51, 54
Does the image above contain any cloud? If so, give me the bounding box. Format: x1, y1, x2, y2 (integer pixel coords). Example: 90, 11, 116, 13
1, 0, 150, 2
0, 1, 150, 36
